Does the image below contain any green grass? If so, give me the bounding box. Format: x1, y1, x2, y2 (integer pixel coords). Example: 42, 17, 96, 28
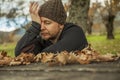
0, 34, 120, 57
87, 34, 120, 54
0, 42, 16, 57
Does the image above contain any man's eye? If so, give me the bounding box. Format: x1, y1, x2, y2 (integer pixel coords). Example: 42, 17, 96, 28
45, 21, 51, 25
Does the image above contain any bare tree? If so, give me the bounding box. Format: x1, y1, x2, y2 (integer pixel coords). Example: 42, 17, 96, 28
103, 0, 120, 39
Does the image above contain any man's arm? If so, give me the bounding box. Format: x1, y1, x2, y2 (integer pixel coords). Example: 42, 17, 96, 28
15, 22, 42, 56
15, 2, 42, 56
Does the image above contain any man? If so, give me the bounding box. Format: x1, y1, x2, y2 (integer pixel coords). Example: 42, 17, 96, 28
15, 0, 88, 57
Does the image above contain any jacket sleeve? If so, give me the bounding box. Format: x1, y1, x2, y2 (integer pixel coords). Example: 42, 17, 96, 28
42, 26, 88, 53
15, 21, 43, 56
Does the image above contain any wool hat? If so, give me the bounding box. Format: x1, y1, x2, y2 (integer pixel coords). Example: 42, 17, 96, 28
39, 0, 67, 25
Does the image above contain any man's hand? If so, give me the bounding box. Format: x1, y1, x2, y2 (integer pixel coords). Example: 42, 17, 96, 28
29, 2, 41, 24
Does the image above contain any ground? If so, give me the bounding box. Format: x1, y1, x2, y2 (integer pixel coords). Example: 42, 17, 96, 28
0, 59, 120, 80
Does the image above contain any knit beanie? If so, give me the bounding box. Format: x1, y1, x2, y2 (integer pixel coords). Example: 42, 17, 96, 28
39, 0, 67, 25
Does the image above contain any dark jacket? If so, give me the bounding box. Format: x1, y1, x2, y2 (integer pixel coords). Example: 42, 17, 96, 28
15, 21, 88, 56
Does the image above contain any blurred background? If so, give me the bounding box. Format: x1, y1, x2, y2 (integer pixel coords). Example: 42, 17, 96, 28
0, 0, 120, 57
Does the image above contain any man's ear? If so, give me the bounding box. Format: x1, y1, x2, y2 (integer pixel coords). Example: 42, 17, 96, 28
59, 24, 64, 30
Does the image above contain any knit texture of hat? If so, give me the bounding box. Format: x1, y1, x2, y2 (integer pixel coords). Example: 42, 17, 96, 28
39, 0, 67, 25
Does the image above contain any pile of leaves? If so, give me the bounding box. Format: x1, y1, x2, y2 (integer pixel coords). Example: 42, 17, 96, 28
0, 51, 35, 66
0, 45, 120, 66
34, 45, 120, 66
0, 51, 12, 66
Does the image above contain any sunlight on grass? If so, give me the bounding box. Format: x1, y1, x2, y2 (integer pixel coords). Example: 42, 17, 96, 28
87, 34, 120, 54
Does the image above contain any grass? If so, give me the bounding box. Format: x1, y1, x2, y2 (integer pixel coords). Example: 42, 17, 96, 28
0, 42, 16, 57
0, 34, 120, 57
87, 33, 120, 54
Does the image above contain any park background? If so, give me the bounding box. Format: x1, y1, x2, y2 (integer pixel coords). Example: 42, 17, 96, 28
0, 0, 120, 57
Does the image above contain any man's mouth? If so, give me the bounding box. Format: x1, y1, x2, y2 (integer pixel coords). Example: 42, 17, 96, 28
41, 32, 49, 36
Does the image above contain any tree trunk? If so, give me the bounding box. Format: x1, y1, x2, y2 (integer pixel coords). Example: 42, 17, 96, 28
87, 16, 93, 34
67, 0, 90, 33
105, 11, 115, 39
105, 0, 115, 40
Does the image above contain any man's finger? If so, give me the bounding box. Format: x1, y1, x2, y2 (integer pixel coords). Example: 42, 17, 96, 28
32, 2, 38, 10
32, 2, 39, 14
29, 2, 34, 13
35, 5, 40, 15
36, 5, 40, 14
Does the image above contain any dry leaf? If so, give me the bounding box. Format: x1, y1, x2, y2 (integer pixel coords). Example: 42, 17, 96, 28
68, 52, 78, 64
41, 52, 55, 63
98, 53, 119, 61
55, 51, 69, 65
34, 53, 43, 62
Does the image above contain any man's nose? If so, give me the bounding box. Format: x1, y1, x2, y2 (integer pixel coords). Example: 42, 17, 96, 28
41, 22, 45, 30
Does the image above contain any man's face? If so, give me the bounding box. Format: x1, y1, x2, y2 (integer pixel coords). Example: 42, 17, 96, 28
40, 17, 63, 40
